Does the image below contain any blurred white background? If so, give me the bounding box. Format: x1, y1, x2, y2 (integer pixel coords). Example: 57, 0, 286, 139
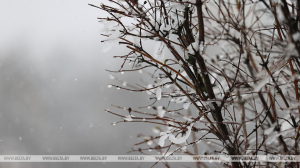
0, 0, 162, 167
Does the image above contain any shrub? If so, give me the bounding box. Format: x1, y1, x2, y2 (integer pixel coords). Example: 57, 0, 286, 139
90, 0, 300, 167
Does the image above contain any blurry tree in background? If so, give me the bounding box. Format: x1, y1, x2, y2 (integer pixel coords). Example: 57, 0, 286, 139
91, 0, 300, 167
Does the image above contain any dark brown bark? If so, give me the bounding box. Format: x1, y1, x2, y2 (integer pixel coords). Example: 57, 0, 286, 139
195, 1, 240, 167
196, 0, 205, 42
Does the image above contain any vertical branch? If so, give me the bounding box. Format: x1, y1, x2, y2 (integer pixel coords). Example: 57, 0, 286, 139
195, 0, 228, 139
195, 1, 240, 167
196, 0, 205, 42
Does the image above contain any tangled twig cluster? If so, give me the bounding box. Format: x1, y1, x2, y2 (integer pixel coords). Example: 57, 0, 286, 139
91, 0, 300, 167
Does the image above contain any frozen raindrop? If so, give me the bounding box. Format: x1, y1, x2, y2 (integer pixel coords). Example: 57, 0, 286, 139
157, 106, 166, 118
293, 32, 300, 41
117, 87, 120, 90
156, 87, 162, 100
107, 84, 112, 88
109, 74, 115, 79
111, 122, 116, 126
148, 149, 152, 151
122, 81, 127, 86
147, 140, 153, 146
138, 70, 143, 74
121, 71, 124, 74
124, 115, 133, 121
147, 106, 151, 109
152, 127, 160, 134
142, 118, 146, 121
